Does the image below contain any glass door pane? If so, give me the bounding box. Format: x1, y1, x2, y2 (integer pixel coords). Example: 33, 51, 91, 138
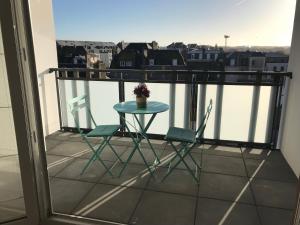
0, 21, 26, 223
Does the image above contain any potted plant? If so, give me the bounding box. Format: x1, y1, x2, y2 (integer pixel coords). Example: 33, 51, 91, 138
134, 83, 150, 108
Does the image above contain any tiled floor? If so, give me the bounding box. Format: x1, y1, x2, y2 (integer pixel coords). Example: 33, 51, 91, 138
0, 131, 298, 225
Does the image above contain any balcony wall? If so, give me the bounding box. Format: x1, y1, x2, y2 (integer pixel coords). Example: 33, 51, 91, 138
29, 0, 60, 135
281, 0, 300, 177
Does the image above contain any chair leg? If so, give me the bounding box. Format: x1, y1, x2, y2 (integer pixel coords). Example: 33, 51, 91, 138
81, 139, 113, 176
106, 137, 124, 163
162, 142, 199, 183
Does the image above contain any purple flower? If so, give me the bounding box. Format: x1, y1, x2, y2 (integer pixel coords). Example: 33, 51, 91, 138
133, 83, 150, 98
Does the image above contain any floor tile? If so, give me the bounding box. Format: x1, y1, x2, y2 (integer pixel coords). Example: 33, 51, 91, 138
159, 149, 200, 171
242, 148, 270, 160
131, 191, 196, 225
0, 156, 24, 202
258, 206, 293, 225
121, 147, 164, 165
79, 144, 128, 162
201, 154, 247, 176
47, 141, 91, 157
0, 206, 25, 223
147, 167, 198, 196
56, 158, 112, 182
245, 153, 297, 183
46, 131, 82, 141
50, 178, 94, 214
198, 172, 254, 204
251, 179, 297, 209
99, 163, 150, 189
196, 198, 260, 225
201, 145, 242, 158
73, 183, 142, 224
47, 155, 75, 177
45, 139, 62, 151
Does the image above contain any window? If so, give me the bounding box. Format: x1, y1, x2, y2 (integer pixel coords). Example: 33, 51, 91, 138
273, 66, 277, 71
230, 58, 235, 66
172, 59, 178, 66
149, 59, 155, 65
207, 53, 210, 60
120, 61, 126, 67
126, 61, 132, 67
191, 54, 195, 60
215, 53, 218, 60
280, 66, 285, 71
199, 53, 203, 60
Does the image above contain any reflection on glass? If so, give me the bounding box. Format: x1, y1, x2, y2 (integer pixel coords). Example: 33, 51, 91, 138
0, 22, 26, 222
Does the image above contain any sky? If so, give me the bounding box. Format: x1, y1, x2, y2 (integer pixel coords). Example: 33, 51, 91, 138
52, 0, 297, 47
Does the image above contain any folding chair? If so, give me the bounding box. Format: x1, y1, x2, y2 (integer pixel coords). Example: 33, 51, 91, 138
68, 95, 123, 176
162, 99, 213, 183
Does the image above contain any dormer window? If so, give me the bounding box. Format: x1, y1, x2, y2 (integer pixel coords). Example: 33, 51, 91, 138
149, 59, 155, 66
191, 54, 195, 60
126, 61, 132, 67
120, 61, 126, 67
172, 59, 178, 66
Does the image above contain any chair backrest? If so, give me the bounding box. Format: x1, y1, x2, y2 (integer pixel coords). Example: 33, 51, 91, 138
195, 99, 213, 138
68, 95, 97, 133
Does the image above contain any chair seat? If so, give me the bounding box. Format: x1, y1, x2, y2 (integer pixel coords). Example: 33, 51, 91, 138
166, 127, 196, 143
86, 125, 121, 137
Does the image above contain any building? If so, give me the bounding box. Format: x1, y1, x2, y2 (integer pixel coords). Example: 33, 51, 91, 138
56, 40, 115, 68
110, 42, 186, 79
265, 52, 289, 72
186, 45, 225, 70
225, 51, 265, 71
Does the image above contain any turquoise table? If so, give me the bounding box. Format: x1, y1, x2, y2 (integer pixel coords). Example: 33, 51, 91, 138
114, 101, 169, 176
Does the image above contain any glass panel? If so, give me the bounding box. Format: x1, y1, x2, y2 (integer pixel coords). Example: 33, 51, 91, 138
0, 21, 26, 222
124, 82, 170, 135
255, 86, 271, 143
89, 81, 119, 126
174, 84, 185, 128
220, 86, 252, 141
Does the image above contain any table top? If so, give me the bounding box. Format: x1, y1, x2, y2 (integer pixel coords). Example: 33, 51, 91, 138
113, 101, 169, 114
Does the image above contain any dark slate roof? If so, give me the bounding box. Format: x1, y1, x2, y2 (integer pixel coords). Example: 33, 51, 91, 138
125, 43, 152, 51
147, 49, 185, 65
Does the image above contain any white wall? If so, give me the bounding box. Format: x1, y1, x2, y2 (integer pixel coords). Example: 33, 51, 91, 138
281, 0, 300, 177
29, 0, 60, 136
0, 22, 18, 155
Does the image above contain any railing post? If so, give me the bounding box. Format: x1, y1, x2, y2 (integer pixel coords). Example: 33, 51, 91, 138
198, 84, 207, 134
276, 77, 290, 149
84, 70, 91, 128
214, 76, 224, 139
72, 71, 79, 128
248, 85, 261, 142
139, 71, 147, 130
184, 83, 191, 129
119, 72, 126, 134
60, 70, 68, 128
169, 82, 176, 127
54, 71, 62, 130
265, 86, 277, 143
190, 74, 198, 130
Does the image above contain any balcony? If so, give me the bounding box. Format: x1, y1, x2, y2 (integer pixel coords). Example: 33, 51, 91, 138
43, 131, 297, 225
1, 68, 298, 225
0, 0, 300, 223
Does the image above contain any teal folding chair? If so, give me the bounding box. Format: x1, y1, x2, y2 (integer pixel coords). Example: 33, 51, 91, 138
162, 99, 213, 183
68, 95, 123, 176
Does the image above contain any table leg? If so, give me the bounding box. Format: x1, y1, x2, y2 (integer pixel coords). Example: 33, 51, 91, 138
118, 113, 156, 177
133, 114, 161, 164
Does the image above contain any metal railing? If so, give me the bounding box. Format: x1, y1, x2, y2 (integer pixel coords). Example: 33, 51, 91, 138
49, 68, 292, 149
